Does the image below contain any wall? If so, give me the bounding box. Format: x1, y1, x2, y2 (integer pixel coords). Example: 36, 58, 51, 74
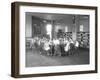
54, 17, 73, 32
79, 19, 89, 32
26, 13, 32, 37
53, 16, 73, 38
26, 14, 74, 38
26, 13, 89, 39
26, 14, 52, 38
0, 0, 100, 80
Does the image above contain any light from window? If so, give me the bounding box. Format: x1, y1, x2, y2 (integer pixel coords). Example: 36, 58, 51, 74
80, 25, 84, 32
46, 24, 52, 39
65, 26, 68, 32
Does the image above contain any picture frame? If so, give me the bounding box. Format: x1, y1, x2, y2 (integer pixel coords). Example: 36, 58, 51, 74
11, 2, 98, 78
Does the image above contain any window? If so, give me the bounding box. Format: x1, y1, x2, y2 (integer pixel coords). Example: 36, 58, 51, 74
46, 24, 52, 39
80, 25, 84, 32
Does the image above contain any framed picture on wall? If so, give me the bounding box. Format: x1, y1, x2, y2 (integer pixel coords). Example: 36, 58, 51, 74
11, 2, 98, 78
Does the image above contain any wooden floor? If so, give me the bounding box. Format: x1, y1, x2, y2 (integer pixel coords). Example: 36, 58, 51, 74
26, 48, 89, 67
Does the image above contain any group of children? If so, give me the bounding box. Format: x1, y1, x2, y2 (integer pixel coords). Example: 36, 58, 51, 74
30, 36, 79, 56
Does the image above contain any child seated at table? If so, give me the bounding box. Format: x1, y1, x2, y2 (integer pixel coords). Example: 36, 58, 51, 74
64, 38, 70, 56
43, 39, 51, 55
74, 40, 79, 54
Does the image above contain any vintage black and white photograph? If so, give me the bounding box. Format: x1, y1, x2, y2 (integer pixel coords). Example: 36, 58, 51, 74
11, 2, 97, 78
25, 12, 90, 67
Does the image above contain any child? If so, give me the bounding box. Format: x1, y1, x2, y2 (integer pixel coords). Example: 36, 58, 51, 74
43, 40, 50, 55
74, 40, 79, 54
64, 40, 70, 56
